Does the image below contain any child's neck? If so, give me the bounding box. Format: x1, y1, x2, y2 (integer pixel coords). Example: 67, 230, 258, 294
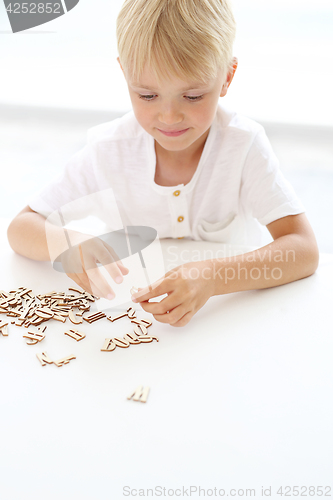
154, 129, 209, 187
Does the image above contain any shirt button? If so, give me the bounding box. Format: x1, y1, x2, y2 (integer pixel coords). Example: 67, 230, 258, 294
173, 190, 181, 196
177, 216, 184, 222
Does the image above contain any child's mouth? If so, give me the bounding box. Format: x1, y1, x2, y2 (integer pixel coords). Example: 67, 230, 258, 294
157, 128, 189, 137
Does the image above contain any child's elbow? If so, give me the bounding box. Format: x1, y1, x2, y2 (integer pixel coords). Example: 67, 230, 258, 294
304, 237, 320, 277
7, 217, 20, 253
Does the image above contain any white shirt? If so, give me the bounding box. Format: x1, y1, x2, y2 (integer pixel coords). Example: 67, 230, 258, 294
28, 104, 305, 247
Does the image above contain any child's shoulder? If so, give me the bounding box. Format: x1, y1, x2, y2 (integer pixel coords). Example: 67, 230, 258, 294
86, 110, 143, 145
216, 103, 265, 137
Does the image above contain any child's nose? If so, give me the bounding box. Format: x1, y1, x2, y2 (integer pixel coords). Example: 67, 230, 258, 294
158, 103, 183, 125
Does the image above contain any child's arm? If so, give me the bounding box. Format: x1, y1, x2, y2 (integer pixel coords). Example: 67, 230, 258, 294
7, 206, 64, 261
131, 213, 319, 327
7, 206, 129, 298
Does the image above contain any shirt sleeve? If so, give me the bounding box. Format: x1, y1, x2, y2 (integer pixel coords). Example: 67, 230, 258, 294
240, 126, 306, 226
28, 143, 99, 220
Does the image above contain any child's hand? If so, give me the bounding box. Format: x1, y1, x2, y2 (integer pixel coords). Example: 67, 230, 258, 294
131, 261, 215, 327
60, 236, 129, 299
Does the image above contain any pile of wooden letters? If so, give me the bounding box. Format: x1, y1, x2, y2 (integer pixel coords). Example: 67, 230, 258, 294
0, 286, 157, 367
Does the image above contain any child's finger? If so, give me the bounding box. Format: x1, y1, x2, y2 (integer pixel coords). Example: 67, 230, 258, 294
85, 266, 116, 299
139, 293, 176, 315
82, 253, 116, 298
142, 302, 190, 325
118, 263, 130, 275
101, 259, 127, 285
154, 309, 193, 327
92, 245, 125, 285
131, 277, 169, 302
67, 272, 99, 297
66, 273, 88, 293
103, 241, 129, 273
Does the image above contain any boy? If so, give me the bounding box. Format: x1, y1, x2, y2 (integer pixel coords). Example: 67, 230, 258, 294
7, 0, 319, 327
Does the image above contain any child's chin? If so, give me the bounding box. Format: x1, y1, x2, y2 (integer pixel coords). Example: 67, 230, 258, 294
155, 135, 192, 150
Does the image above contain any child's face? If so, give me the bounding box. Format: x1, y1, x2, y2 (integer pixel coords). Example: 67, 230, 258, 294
119, 59, 236, 155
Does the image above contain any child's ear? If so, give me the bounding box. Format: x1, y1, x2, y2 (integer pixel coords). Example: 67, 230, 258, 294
220, 57, 238, 97
117, 57, 124, 73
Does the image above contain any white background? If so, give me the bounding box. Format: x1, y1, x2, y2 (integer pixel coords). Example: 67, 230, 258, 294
0, 0, 332, 125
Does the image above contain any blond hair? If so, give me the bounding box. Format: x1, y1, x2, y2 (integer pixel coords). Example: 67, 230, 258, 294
116, 0, 236, 86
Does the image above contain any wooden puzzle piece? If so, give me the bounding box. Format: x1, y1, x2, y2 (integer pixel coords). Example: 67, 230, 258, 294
112, 337, 130, 348
0, 323, 8, 336
136, 335, 159, 343
1, 287, 156, 360
101, 332, 158, 352
64, 329, 86, 341
68, 310, 83, 325
68, 287, 84, 294
127, 385, 150, 403
23, 330, 45, 345
127, 307, 136, 319
131, 318, 152, 329
101, 339, 116, 351
83, 312, 106, 323
51, 314, 67, 323
53, 355, 76, 367
107, 312, 128, 322
36, 352, 53, 366
35, 308, 54, 320
133, 324, 148, 336
123, 332, 142, 344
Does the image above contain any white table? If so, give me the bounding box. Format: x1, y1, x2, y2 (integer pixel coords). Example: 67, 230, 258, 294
1, 218, 333, 500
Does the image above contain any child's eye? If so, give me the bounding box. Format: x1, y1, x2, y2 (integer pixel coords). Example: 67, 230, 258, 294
186, 95, 203, 101
139, 94, 156, 101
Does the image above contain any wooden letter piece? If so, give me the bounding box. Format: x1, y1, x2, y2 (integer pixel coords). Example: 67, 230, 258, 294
137, 335, 159, 343
23, 330, 45, 345
36, 352, 53, 366
15, 318, 26, 327
126, 307, 136, 319
0, 324, 8, 336
112, 337, 130, 348
68, 310, 83, 325
123, 333, 142, 345
53, 355, 76, 367
83, 292, 96, 302
107, 312, 127, 322
127, 385, 150, 403
141, 319, 153, 328
64, 329, 86, 342
68, 287, 84, 294
133, 324, 148, 336
88, 312, 106, 323
101, 339, 116, 352
52, 314, 67, 323
35, 308, 54, 320
131, 318, 152, 331
83, 312, 106, 323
